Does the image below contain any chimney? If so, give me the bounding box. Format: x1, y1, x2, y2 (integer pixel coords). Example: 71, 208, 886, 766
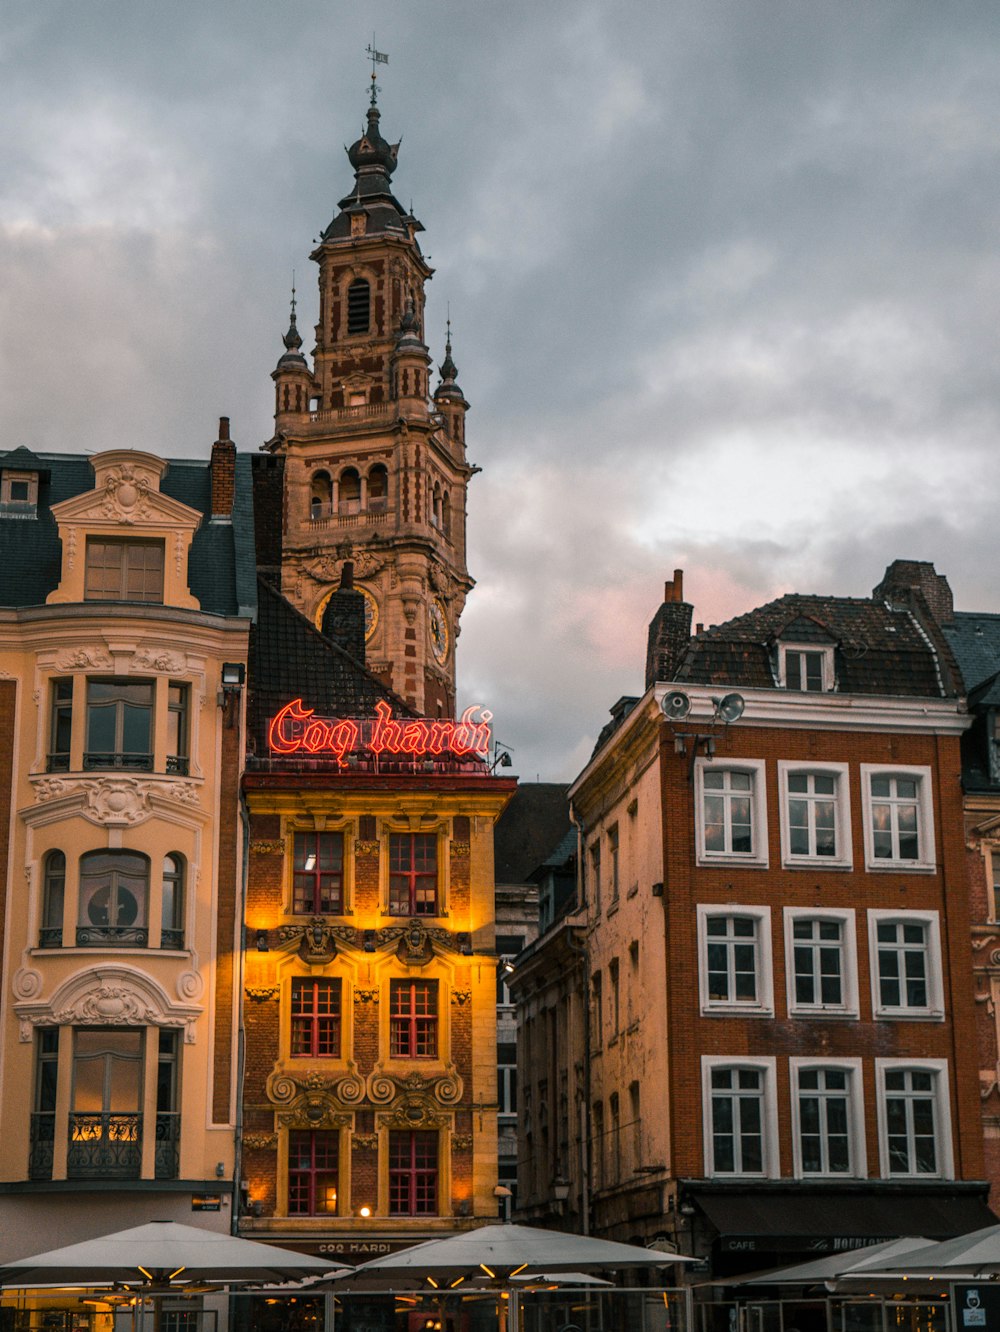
210, 416, 236, 517
645, 568, 693, 688
321, 561, 366, 663
873, 560, 954, 625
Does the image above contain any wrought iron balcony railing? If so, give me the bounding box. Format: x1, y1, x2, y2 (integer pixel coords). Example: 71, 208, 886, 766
28, 1112, 55, 1180
67, 1112, 142, 1178
155, 1111, 181, 1178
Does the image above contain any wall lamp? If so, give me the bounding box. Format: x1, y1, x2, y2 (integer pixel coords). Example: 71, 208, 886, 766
490, 743, 513, 772
255, 930, 269, 952
219, 662, 246, 728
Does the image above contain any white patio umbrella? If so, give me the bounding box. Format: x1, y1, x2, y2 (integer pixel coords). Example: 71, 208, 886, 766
350, 1223, 693, 1332
731, 1237, 933, 1287
859, 1222, 1000, 1277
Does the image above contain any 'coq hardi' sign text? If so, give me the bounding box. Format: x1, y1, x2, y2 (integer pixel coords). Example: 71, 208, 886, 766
268, 698, 492, 764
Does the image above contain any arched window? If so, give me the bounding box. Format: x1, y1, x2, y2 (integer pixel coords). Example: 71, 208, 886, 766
310, 470, 332, 520
368, 464, 388, 512
40, 850, 66, 948
346, 279, 370, 335
77, 850, 150, 948
441, 492, 451, 540
431, 482, 442, 529
162, 854, 185, 950
339, 468, 361, 515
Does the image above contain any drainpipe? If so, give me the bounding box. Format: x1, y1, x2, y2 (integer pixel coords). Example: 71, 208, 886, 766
232, 788, 250, 1237
567, 801, 591, 1235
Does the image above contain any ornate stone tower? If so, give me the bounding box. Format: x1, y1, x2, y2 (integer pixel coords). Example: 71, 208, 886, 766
267, 91, 473, 716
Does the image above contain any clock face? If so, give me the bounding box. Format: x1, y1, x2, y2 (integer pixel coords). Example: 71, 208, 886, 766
429, 600, 449, 664
315, 584, 379, 642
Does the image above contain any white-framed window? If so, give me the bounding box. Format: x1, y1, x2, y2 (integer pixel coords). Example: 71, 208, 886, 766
694, 759, 768, 867
988, 847, 1000, 923
697, 905, 773, 1016
702, 1056, 778, 1177
778, 643, 835, 692
784, 909, 859, 1018
790, 1058, 866, 1178
777, 762, 852, 869
868, 910, 943, 1020
875, 1059, 952, 1178
860, 765, 936, 872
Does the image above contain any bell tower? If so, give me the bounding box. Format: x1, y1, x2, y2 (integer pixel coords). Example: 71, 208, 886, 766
267, 88, 474, 716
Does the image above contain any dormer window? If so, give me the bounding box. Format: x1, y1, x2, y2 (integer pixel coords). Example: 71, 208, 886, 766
84, 538, 164, 603
1, 471, 38, 514
780, 644, 834, 692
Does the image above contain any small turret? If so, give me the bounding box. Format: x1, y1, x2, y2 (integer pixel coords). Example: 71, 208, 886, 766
433, 319, 469, 450
272, 285, 314, 427
391, 298, 431, 418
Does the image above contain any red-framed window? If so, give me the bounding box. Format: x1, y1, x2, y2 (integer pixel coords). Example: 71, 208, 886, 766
287, 1129, 339, 1215
389, 1130, 438, 1215
291, 978, 342, 1057
390, 979, 438, 1058
293, 832, 344, 914
389, 833, 437, 915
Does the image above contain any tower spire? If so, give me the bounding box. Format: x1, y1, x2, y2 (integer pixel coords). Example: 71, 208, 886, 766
365, 37, 388, 106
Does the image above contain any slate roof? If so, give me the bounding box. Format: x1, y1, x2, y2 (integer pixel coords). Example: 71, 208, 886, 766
247, 576, 411, 757
942, 612, 1000, 792
494, 783, 571, 884
0, 450, 256, 618
943, 612, 1000, 695
673, 593, 955, 698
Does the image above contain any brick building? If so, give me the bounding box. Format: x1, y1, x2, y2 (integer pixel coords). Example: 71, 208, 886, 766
0, 432, 254, 1274
513, 563, 996, 1277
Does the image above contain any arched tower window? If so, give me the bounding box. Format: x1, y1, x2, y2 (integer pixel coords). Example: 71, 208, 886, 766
347, 279, 370, 335
339, 468, 361, 515
431, 483, 442, 530
162, 854, 185, 950
441, 492, 451, 540
368, 464, 389, 512
311, 471, 332, 519
40, 850, 66, 948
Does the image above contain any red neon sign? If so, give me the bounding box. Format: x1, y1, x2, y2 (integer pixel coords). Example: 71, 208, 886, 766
268, 698, 493, 764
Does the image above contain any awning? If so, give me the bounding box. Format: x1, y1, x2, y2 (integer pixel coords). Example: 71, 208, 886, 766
687, 1186, 997, 1254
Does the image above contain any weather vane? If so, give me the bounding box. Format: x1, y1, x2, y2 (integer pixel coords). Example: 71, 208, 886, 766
366, 37, 388, 105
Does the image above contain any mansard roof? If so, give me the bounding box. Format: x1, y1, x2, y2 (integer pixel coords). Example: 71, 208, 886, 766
0, 448, 256, 618
943, 612, 1000, 695
672, 592, 957, 698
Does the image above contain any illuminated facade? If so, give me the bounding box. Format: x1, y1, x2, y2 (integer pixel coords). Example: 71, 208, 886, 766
237, 577, 514, 1259
258, 88, 473, 717
0, 432, 253, 1261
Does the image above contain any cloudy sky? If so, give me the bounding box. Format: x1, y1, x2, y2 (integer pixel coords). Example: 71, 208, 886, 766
2, 2, 998, 779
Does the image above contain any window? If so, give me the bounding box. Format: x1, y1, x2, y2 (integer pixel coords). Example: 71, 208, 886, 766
291, 978, 342, 1057
288, 1130, 339, 1215
697, 906, 773, 1015
780, 645, 833, 692
629, 1081, 641, 1172
77, 851, 149, 947
990, 849, 1000, 922
346, 279, 370, 335
498, 1041, 517, 1118
591, 1101, 604, 1191
791, 1060, 864, 1177
778, 763, 851, 868
608, 825, 620, 904
389, 1129, 437, 1215
784, 910, 858, 1017
695, 760, 768, 866
591, 973, 603, 1048
310, 471, 333, 519
339, 467, 361, 515
609, 959, 620, 1036
155, 1030, 180, 1179
589, 841, 602, 914
703, 1058, 777, 1177
390, 979, 438, 1057
85, 680, 154, 771
29, 1029, 58, 1179
368, 464, 388, 511
69, 1029, 143, 1179
609, 1093, 621, 1184
40, 851, 66, 948
84, 539, 164, 603
389, 833, 437, 915
161, 855, 185, 949
869, 911, 943, 1019
876, 1060, 952, 1178
48, 679, 73, 772
292, 832, 344, 914
1, 470, 37, 511
167, 685, 189, 775
861, 765, 936, 871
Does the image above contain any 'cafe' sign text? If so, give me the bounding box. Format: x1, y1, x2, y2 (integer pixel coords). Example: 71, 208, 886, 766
268, 698, 493, 765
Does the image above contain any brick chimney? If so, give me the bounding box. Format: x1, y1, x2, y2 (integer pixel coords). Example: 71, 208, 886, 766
321, 561, 367, 663
873, 560, 954, 625
645, 568, 694, 688
210, 416, 236, 517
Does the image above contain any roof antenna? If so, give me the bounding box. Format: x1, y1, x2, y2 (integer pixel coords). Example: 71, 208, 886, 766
366, 36, 388, 106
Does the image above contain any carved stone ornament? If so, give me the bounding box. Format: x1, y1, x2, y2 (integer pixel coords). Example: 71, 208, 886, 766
354, 840, 379, 857
397, 920, 434, 965
367, 1068, 463, 1107
250, 840, 284, 855
297, 917, 338, 964
246, 986, 279, 1002
451, 989, 472, 1007
352, 1133, 378, 1152
16, 964, 201, 1044
56, 646, 114, 671
177, 971, 204, 1001
450, 842, 471, 857
12, 968, 43, 1000
267, 1068, 365, 1109
353, 988, 379, 1005
130, 646, 187, 674
243, 1133, 278, 1150
29, 776, 199, 827
101, 462, 154, 524
376, 1103, 450, 1132
451, 1134, 473, 1153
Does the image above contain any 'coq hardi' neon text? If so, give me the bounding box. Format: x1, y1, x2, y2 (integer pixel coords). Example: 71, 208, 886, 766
267, 698, 492, 764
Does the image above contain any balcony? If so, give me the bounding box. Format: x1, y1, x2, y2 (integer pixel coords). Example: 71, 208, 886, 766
83, 752, 154, 773
310, 402, 396, 426
155, 1111, 181, 1178
67, 1112, 143, 1178
76, 925, 148, 947
308, 503, 391, 531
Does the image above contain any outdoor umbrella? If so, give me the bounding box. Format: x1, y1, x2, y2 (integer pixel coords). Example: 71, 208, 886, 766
350, 1223, 693, 1332
732, 1236, 933, 1287
859, 1222, 1000, 1277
